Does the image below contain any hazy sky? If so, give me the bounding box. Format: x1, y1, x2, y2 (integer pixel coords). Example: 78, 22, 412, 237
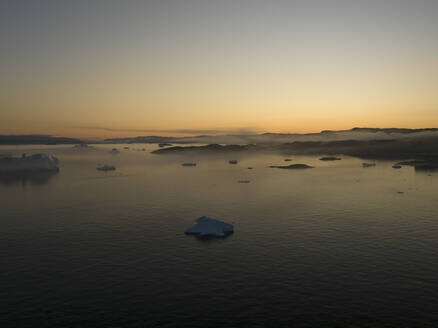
1, 0, 437, 138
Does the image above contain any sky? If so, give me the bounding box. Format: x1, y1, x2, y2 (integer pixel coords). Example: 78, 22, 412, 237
1, 0, 438, 139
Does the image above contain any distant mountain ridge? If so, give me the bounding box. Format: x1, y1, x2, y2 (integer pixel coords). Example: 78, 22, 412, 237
0, 135, 83, 145
152, 136, 438, 162
322, 127, 438, 134
104, 127, 438, 145
104, 136, 180, 144
2, 128, 437, 145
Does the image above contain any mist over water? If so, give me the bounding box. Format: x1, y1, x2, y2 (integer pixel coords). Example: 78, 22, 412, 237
1, 144, 438, 327
105, 128, 438, 146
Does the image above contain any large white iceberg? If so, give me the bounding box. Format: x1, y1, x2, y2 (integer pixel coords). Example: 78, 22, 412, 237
185, 216, 234, 237
0, 154, 59, 172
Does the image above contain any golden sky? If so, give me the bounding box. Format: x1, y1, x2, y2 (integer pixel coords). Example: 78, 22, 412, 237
1, 0, 437, 139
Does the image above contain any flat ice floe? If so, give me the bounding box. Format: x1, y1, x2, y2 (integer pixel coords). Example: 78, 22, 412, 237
185, 216, 234, 237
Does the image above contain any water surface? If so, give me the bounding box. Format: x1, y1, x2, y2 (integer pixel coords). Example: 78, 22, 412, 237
1, 144, 438, 327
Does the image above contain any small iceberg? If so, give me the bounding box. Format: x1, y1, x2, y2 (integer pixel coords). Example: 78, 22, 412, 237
97, 165, 116, 171
0, 153, 59, 172
181, 163, 196, 167
185, 216, 234, 238
362, 162, 376, 168
229, 160, 238, 164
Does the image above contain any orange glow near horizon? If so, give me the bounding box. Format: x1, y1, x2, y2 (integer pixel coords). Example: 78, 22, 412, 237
1, 1, 438, 139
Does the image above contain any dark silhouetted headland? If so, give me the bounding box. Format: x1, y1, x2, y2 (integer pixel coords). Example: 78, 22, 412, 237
0, 135, 82, 145
108, 127, 438, 145
269, 164, 314, 169
152, 134, 438, 166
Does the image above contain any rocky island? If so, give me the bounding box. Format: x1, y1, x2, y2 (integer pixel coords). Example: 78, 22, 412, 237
150, 134, 438, 167
319, 156, 341, 161
269, 164, 313, 169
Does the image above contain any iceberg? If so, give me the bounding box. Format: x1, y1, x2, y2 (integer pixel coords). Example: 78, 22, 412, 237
0, 154, 59, 172
97, 165, 116, 171
185, 216, 234, 237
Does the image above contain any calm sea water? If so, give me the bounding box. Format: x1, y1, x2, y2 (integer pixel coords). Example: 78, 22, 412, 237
1, 144, 438, 327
